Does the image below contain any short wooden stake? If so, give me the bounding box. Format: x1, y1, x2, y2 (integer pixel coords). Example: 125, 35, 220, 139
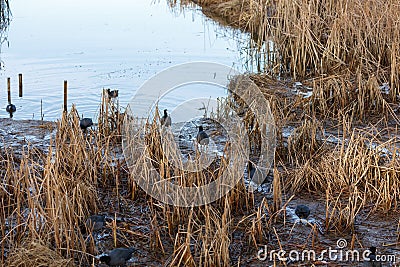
63, 80, 68, 112
18, 74, 23, 97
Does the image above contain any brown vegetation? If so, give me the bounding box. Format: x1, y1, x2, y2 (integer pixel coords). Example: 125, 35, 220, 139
1, 0, 400, 266
190, 0, 400, 102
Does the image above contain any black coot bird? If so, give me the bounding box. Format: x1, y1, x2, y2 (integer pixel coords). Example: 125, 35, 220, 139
247, 162, 268, 186
160, 109, 171, 127
85, 214, 106, 232
196, 125, 209, 145
364, 247, 382, 267
295, 204, 310, 220
107, 89, 119, 99
80, 118, 93, 130
6, 104, 16, 114
248, 162, 255, 179
99, 247, 135, 266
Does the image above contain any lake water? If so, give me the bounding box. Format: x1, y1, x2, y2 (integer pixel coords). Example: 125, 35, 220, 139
0, 0, 248, 121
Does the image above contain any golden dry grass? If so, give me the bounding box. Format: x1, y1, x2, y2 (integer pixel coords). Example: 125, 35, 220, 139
0, 92, 125, 266
5, 240, 74, 267
192, 0, 400, 92
176, 0, 400, 122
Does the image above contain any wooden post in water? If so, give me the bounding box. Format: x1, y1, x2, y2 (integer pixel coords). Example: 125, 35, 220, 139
63, 80, 68, 113
41, 99, 43, 121
18, 74, 23, 97
7, 77, 11, 104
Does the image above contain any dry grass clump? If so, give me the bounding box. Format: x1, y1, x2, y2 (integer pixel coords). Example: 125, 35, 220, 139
290, 130, 400, 207
98, 89, 124, 140
324, 185, 364, 233
247, 70, 400, 232
287, 118, 324, 165
249, 74, 399, 228
230, 71, 398, 242
177, 0, 400, 116
147, 189, 277, 266
146, 195, 251, 266
123, 95, 272, 265
0, 92, 124, 266
5, 240, 74, 267
124, 99, 253, 205
246, 0, 399, 94
167, 204, 231, 267
308, 71, 389, 120
285, 126, 400, 231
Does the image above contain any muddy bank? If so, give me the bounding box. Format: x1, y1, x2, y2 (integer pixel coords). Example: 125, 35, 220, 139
0, 118, 55, 155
